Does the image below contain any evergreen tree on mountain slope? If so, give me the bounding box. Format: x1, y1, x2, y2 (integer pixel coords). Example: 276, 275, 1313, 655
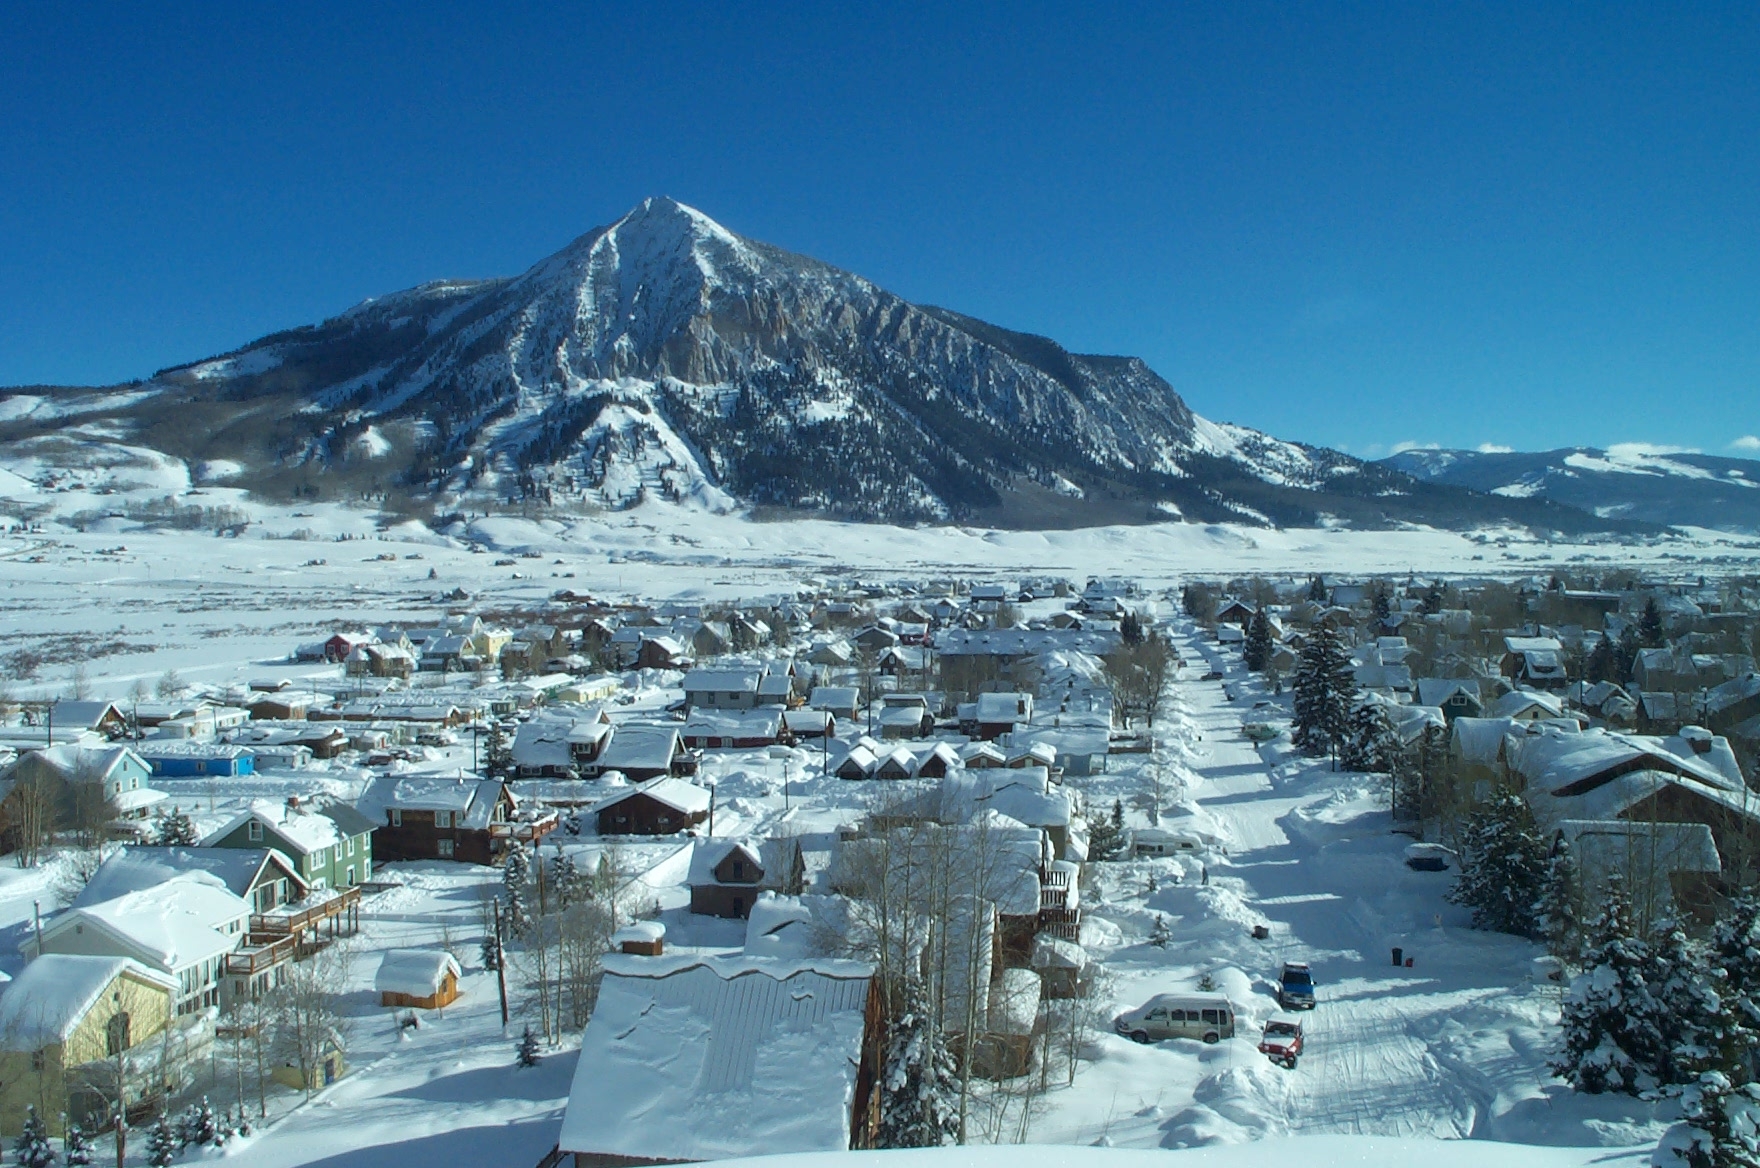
1537, 835, 1585, 965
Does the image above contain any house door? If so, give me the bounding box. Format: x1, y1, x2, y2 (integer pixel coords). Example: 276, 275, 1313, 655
324, 1057, 336, 1085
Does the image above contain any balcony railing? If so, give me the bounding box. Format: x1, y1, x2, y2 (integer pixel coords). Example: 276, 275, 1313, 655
225, 934, 298, 976
250, 883, 361, 936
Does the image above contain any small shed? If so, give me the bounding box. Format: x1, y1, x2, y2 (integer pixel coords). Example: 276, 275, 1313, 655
613, 921, 665, 956
376, 949, 462, 1009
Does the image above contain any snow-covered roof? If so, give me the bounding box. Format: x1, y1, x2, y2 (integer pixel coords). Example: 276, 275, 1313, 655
974, 692, 1031, 722
205, 798, 369, 854
75, 845, 303, 907
1416, 678, 1480, 707
558, 954, 875, 1161
0, 955, 176, 1049
1489, 690, 1567, 720
683, 709, 784, 738
595, 777, 711, 817
683, 668, 765, 694
375, 948, 461, 996
49, 874, 249, 971
743, 893, 817, 957
596, 725, 681, 772
356, 776, 504, 829
688, 840, 762, 886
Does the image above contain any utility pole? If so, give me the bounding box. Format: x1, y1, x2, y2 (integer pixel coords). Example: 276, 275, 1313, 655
493, 901, 509, 1027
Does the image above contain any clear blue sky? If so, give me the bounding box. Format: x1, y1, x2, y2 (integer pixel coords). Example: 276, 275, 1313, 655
3, 3, 1756, 457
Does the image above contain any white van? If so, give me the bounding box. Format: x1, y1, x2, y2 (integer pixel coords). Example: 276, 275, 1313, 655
1114, 993, 1237, 1044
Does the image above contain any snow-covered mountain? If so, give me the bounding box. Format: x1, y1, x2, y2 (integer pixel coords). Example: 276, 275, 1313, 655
1382, 446, 1760, 532
0, 198, 1631, 532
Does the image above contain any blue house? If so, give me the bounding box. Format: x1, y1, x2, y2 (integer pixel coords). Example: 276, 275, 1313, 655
135, 743, 256, 778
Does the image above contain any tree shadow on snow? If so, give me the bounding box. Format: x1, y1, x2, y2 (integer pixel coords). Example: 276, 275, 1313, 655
290, 1116, 563, 1168
382, 1055, 577, 1105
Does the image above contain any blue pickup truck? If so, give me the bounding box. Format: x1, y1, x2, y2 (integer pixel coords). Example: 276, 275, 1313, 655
1278, 962, 1316, 1010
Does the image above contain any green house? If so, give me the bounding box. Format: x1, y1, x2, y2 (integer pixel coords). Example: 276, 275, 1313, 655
205, 798, 377, 889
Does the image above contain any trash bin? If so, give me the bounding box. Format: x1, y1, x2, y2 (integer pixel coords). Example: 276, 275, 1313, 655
1391, 947, 1403, 966
1253, 925, 1270, 940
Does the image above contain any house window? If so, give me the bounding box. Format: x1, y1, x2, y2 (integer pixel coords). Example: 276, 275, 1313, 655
334, 845, 342, 863
107, 1012, 131, 1056
390, 809, 402, 827
346, 837, 355, 856
30, 1051, 44, 1072
247, 820, 263, 842
437, 839, 454, 859
435, 810, 453, 829
346, 866, 355, 885
731, 860, 744, 879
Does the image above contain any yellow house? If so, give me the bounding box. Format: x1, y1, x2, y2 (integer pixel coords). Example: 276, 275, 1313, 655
0, 955, 177, 1136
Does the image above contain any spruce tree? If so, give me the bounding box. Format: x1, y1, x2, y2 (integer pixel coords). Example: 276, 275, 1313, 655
1086, 799, 1126, 862
1292, 626, 1357, 761
1585, 635, 1617, 684
1712, 893, 1760, 1009
1555, 876, 1664, 1096
187, 1097, 218, 1148
1648, 918, 1745, 1091
503, 844, 532, 936
1658, 1072, 1760, 1168
1537, 836, 1584, 964
14, 1107, 55, 1168
63, 1124, 92, 1168
1340, 703, 1401, 775
876, 979, 958, 1148
1243, 610, 1273, 673
1618, 625, 1643, 685
1641, 598, 1667, 648
1149, 914, 1172, 948
516, 1026, 542, 1068
1307, 576, 1327, 603
146, 1116, 178, 1168
1447, 790, 1549, 937
1422, 581, 1445, 616
480, 929, 502, 971
550, 851, 581, 909
156, 808, 201, 847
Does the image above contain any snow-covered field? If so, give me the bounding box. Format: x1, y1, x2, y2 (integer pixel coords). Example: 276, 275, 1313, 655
3, 493, 1758, 704
0, 493, 1736, 1165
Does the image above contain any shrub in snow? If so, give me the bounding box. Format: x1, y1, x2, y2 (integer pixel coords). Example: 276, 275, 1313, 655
178, 1097, 218, 1149
1653, 1072, 1760, 1168
1555, 876, 1665, 1096
155, 808, 201, 848
1291, 626, 1355, 760
14, 1106, 55, 1168
876, 980, 958, 1148
1197, 972, 1217, 992
1447, 789, 1548, 938
1086, 800, 1126, 862
146, 1116, 178, 1167
1149, 914, 1172, 949
63, 1123, 93, 1167
517, 1026, 542, 1068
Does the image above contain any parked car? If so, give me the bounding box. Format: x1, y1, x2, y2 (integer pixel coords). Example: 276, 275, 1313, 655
1259, 1014, 1304, 1068
1114, 993, 1237, 1045
1277, 961, 1316, 1010
1201, 670, 1225, 682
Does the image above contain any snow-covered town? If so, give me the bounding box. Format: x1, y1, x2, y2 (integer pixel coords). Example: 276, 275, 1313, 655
8, 8, 1760, 1168
1, 528, 1758, 1168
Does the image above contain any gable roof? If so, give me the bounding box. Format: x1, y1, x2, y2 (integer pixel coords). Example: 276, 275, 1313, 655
75, 846, 305, 908
47, 875, 249, 970
0, 955, 176, 1049
688, 840, 763, 886
594, 777, 711, 817
356, 776, 506, 830
558, 954, 875, 1161
375, 949, 462, 997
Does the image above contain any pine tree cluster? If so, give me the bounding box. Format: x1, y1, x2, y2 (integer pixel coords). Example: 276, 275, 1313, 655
14, 1107, 55, 1168
156, 808, 201, 847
